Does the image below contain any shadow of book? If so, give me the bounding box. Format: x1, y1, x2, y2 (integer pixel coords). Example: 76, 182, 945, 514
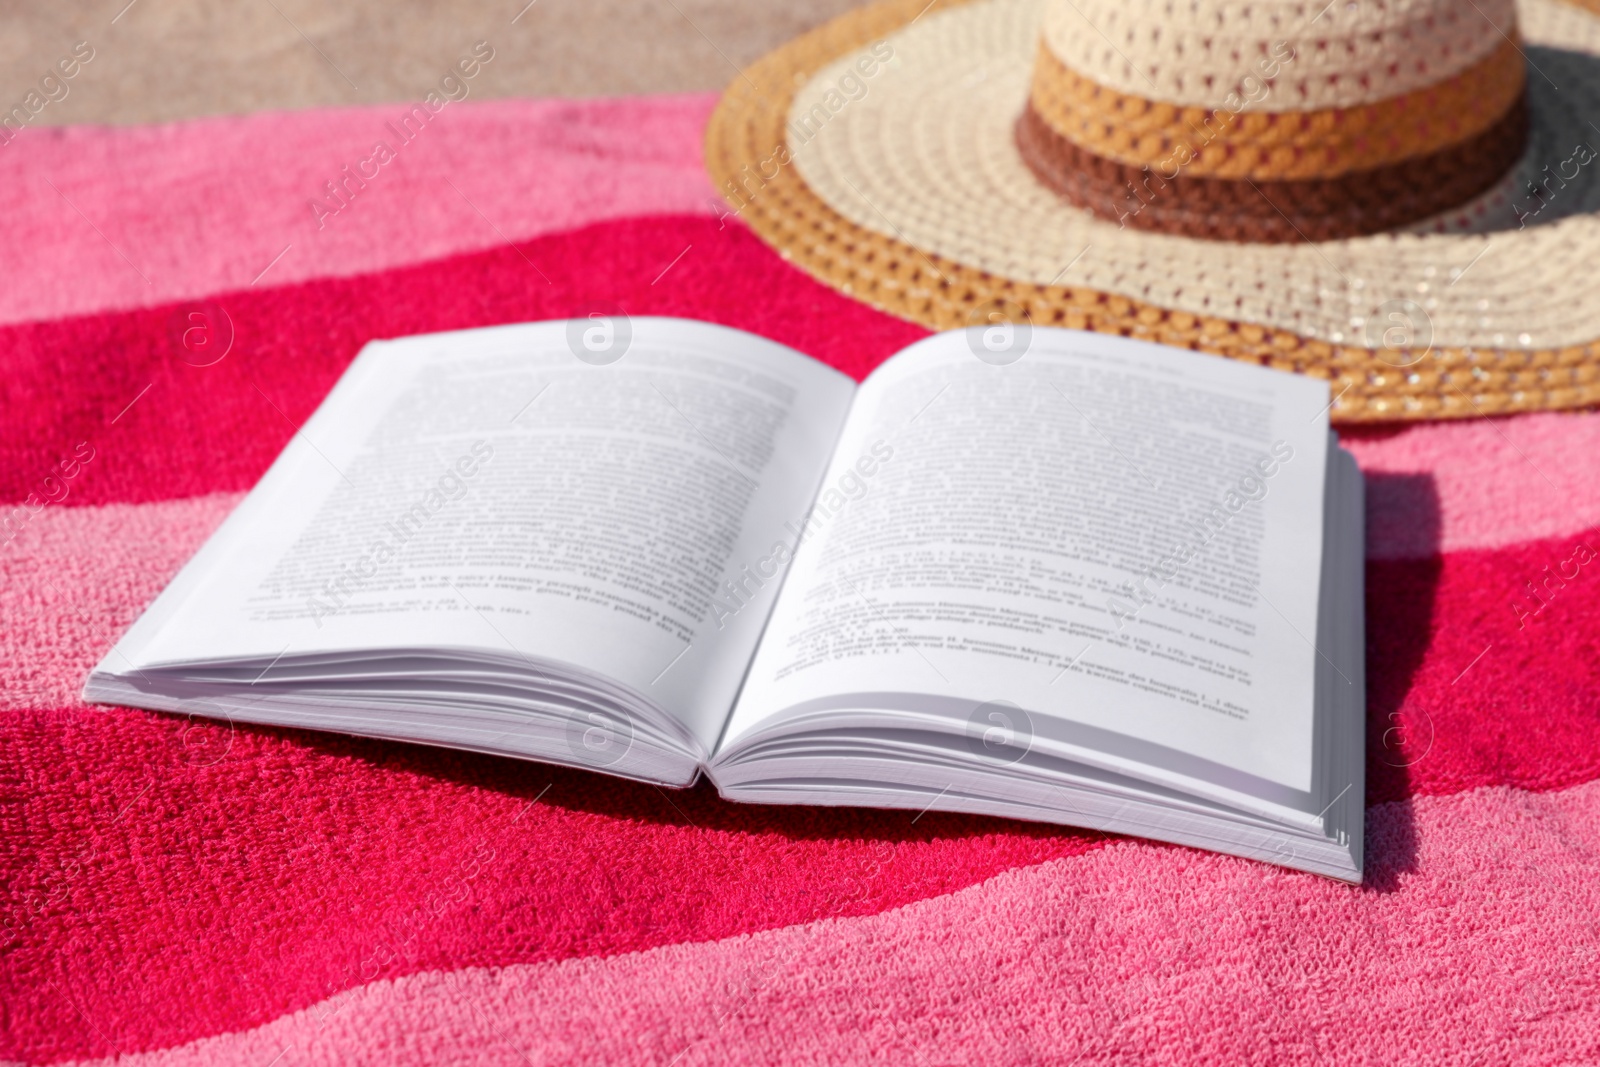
281, 716, 1090, 848
1360, 470, 1443, 892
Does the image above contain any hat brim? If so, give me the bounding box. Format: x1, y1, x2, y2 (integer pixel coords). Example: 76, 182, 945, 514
705, 0, 1600, 422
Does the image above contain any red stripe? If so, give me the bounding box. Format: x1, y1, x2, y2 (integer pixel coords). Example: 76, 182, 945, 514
0, 215, 925, 508
1367, 531, 1600, 804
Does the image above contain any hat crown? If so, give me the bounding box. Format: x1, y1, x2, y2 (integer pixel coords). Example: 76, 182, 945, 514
1018, 0, 1530, 241
1042, 0, 1516, 109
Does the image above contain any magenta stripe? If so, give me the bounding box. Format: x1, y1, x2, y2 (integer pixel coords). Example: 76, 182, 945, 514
0, 216, 926, 509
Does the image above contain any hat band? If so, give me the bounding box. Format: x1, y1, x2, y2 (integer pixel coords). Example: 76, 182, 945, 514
1014, 93, 1529, 242
1028, 39, 1528, 182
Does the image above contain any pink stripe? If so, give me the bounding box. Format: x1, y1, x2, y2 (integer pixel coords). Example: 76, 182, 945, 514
46, 780, 1600, 1067
1343, 412, 1600, 560
0, 95, 718, 326
0, 493, 239, 709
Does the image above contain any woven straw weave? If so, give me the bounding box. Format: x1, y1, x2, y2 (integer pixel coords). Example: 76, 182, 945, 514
704, 0, 1600, 422
1041, 0, 1515, 109
1014, 97, 1529, 241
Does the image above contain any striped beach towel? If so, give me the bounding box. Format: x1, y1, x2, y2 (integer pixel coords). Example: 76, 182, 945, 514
3, 92, 1599, 1065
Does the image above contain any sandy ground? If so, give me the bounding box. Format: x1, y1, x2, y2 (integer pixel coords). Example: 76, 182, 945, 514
0, 0, 867, 125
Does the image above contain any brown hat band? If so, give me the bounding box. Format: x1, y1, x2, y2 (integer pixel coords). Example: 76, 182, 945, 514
1014, 94, 1530, 243
1027, 39, 1529, 183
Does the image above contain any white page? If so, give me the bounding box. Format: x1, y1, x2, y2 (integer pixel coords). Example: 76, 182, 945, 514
106, 319, 854, 755
725, 329, 1330, 791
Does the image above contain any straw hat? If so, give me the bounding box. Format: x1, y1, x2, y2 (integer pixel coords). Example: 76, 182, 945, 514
706, 0, 1600, 421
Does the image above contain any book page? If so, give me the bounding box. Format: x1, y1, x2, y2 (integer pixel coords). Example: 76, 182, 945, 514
110, 318, 854, 754
724, 329, 1330, 791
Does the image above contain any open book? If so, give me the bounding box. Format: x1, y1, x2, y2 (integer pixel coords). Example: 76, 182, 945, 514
87, 317, 1365, 881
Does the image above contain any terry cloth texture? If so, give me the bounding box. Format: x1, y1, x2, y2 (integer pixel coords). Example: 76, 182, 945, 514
3, 94, 1600, 1066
